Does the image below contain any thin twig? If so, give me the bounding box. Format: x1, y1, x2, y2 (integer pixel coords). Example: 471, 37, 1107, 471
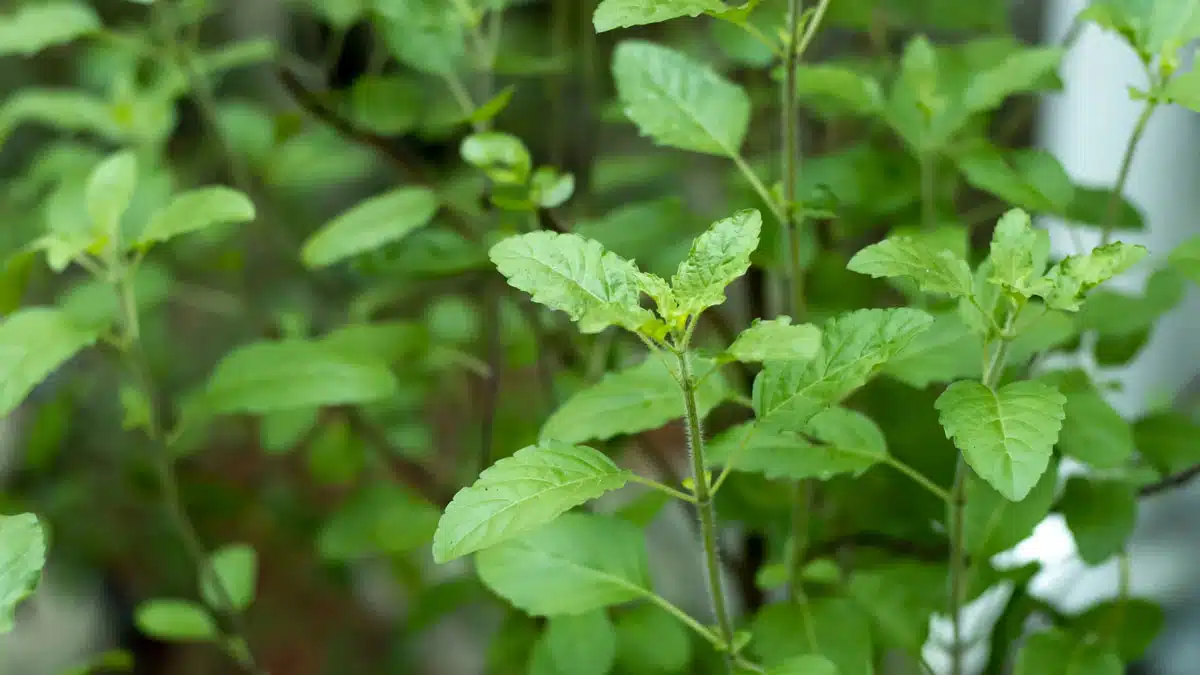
1101, 99, 1157, 245
1139, 463, 1200, 496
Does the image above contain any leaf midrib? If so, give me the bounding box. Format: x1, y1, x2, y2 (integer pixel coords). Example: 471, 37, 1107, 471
630, 53, 738, 157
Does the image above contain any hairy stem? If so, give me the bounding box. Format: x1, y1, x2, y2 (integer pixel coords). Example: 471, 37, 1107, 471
1102, 99, 1157, 244
116, 274, 264, 675
677, 350, 737, 671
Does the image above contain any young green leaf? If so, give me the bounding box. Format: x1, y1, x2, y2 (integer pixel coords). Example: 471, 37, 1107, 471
301, 187, 439, 268
963, 459, 1059, 557
987, 208, 1044, 296
935, 380, 1066, 501
0, 2, 100, 57
0, 307, 100, 418
432, 443, 631, 562
847, 237, 974, 298
528, 611, 617, 675
612, 40, 750, 156
318, 483, 439, 560
201, 545, 257, 612
460, 132, 532, 185
135, 600, 219, 642
615, 604, 693, 674
1030, 242, 1148, 311
490, 231, 655, 334
883, 312, 982, 388
0, 513, 46, 634
593, 0, 724, 32
136, 187, 256, 247
726, 316, 821, 363
754, 308, 933, 429
765, 656, 839, 675
707, 407, 887, 481
85, 150, 137, 242
962, 47, 1063, 113
1013, 629, 1121, 675
540, 356, 726, 445
671, 209, 761, 317
531, 167, 576, 208
203, 340, 399, 415
475, 513, 652, 615
751, 598, 874, 675
1058, 477, 1136, 565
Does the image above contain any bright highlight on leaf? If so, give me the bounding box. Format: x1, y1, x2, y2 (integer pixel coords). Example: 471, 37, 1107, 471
935, 380, 1066, 501
1029, 241, 1148, 311
727, 316, 821, 363
135, 600, 218, 642
301, 187, 439, 268
137, 187, 256, 247
201, 544, 258, 612
593, 0, 725, 32
432, 443, 632, 563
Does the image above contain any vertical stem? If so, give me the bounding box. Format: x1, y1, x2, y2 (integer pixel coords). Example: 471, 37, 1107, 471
779, 0, 803, 319
920, 152, 936, 231
1101, 100, 1157, 245
677, 350, 736, 672
116, 275, 265, 675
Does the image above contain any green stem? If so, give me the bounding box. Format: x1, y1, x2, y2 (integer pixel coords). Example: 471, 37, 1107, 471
677, 350, 737, 671
732, 154, 788, 227
884, 457, 952, 503
116, 274, 264, 675
1101, 99, 1157, 245
920, 152, 936, 230
780, 0, 803, 319
629, 474, 698, 504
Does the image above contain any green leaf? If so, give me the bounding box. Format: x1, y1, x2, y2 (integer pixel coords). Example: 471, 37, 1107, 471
460, 132, 532, 184
1164, 69, 1200, 111
1060, 185, 1146, 231
85, 150, 138, 243
0, 2, 100, 57
754, 308, 933, 430
750, 598, 873, 675
1082, 0, 1200, 57
848, 562, 944, 652
594, 0, 724, 31
1045, 372, 1134, 469
0, 307, 99, 418
134, 600, 218, 642
963, 458, 1059, 557
1071, 598, 1163, 661
490, 231, 655, 334
1133, 411, 1200, 475
0, 513, 46, 634
318, 483, 440, 560
612, 40, 750, 156
1013, 629, 1121, 675
792, 64, 885, 117
433, 443, 631, 562
260, 407, 319, 455
883, 312, 982, 388
346, 75, 422, 135
1058, 477, 1136, 565
955, 145, 1074, 214
935, 380, 1066, 501
727, 316, 821, 363
615, 604, 692, 674
1030, 242, 1148, 311
540, 356, 725, 445
475, 513, 651, 615
1169, 235, 1200, 285
847, 237, 974, 298
530, 167, 576, 208
962, 47, 1063, 113
0, 89, 123, 149
201, 544, 257, 612
707, 407, 887, 481
375, 0, 465, 75
671, 209, 761, 317
529, 611, 617, 675
301, 187, 439, 268
765, 656, 839, 675
203, 340, 399, 415
987, 208, 1044, 296
137, 187, 255, 247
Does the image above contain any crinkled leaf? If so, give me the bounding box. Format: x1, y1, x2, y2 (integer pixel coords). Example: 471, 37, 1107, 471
613, 40, 750, 156
0, 307, 99, 418
201, 545, 257, 612
1030, 242, 1148, 311
1013, 629, 1121, 675
540, 356, 726, 444
137, 187, 255, 246
302, 187, 438, 267
594, 0, 725, 31
987, 208, 1044, 296
754, 308, 934, 430
432, 443, 631, 562
0, 2, 99, 57
935, 380, 1066, 501
475, 513, 651, 615
847, 237, 974, 298
203, 340, 399, 414
671, 209, 761, 317
963, 458, 1058, 557
134, 600, 218, 642
1059, 477, 1136, 565
727, 316, 821, 363
490, 231, 655, 334
0, 513, 46, 634
615, 603, 692, 673
529, 611, 617, 675
707, 407, 887, 481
